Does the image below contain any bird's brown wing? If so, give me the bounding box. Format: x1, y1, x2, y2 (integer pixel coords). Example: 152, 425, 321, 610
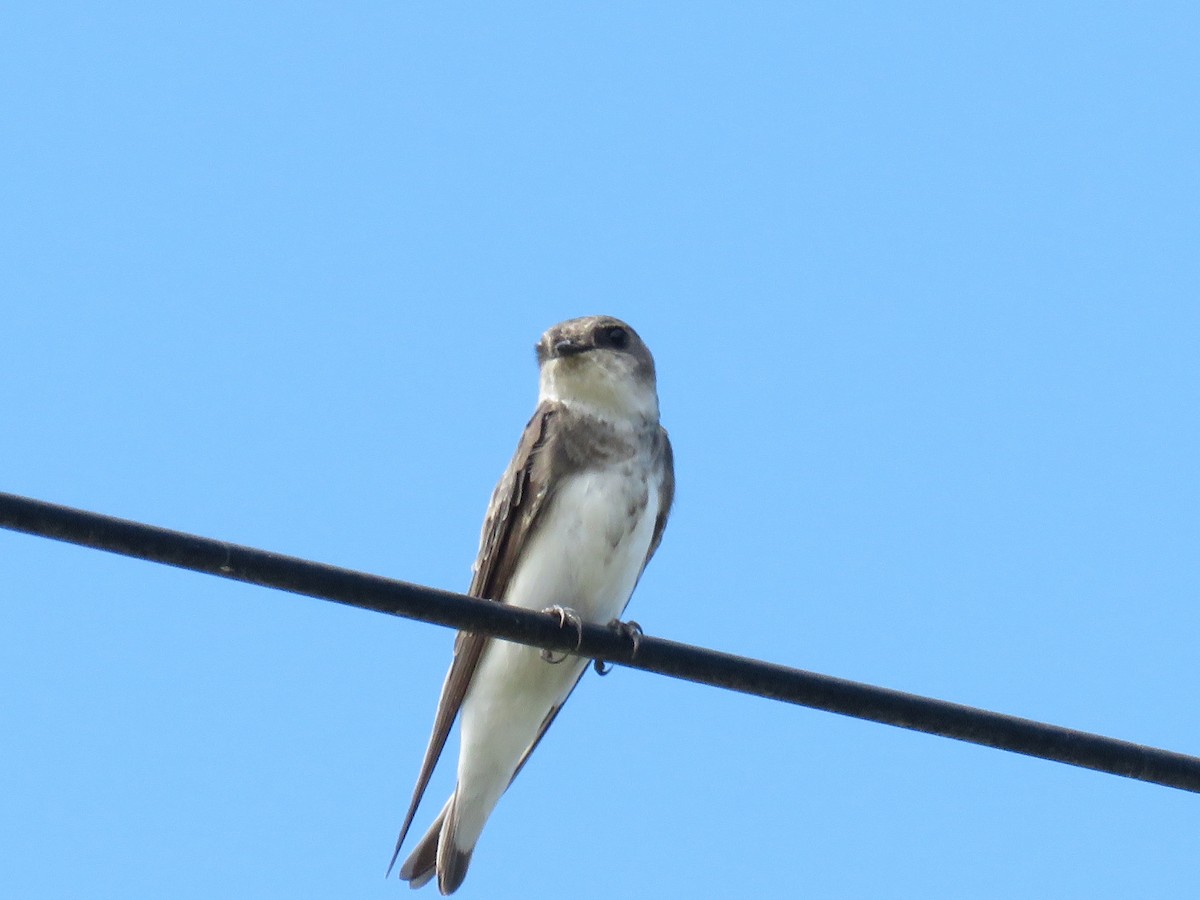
387, 401, 565, 874
645, 427, 674, 565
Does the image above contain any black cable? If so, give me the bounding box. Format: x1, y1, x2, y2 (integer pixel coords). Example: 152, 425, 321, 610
2, 489, 1197, 793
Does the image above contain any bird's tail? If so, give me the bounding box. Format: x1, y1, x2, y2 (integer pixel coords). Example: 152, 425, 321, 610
397, 790, 474, 895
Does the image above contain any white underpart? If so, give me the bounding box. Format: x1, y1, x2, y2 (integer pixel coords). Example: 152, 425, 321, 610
452, 452, 662, 851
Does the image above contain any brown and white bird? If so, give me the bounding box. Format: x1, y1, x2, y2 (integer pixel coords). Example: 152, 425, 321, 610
388, 315, 674, 894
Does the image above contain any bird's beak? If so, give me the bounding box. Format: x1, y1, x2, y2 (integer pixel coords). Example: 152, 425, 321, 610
553, 338, 590, 358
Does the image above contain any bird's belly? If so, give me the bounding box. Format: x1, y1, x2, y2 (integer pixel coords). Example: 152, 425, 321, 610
453, 466, 659, 844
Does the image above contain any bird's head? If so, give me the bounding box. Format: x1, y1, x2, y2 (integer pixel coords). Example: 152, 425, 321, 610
536, 316, 659, 422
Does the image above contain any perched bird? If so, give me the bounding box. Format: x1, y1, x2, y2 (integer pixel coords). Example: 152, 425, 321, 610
388, 315, 674, 894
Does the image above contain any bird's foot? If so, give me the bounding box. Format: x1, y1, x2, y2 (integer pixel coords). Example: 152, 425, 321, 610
593, 619, 644, 676
540, 605, 583, 664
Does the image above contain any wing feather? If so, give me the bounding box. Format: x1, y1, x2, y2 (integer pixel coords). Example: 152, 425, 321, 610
387, 401, 563, 873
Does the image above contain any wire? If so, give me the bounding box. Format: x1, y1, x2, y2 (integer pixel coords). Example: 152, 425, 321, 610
2, 489, 1197, 793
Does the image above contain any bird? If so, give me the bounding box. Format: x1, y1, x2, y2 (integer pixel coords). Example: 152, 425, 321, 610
388, 315, 674, 894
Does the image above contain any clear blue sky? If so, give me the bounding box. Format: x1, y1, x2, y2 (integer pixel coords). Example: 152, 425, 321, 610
4, 4, 1198, 898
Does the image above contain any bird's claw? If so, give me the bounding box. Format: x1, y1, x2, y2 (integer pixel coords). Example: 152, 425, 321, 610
593, 619, 644, 676
540, 605, 583, 664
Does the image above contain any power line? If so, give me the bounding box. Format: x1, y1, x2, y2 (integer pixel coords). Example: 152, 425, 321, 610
2, 489, 1197, 794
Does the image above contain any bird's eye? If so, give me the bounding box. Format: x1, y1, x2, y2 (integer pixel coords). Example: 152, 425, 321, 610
602, 325, 629, 349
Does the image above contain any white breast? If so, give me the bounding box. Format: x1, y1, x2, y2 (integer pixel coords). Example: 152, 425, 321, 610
502, 462, 658, 622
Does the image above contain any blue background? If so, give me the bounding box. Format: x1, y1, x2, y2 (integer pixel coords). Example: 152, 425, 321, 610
3, 4, 1197, 897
